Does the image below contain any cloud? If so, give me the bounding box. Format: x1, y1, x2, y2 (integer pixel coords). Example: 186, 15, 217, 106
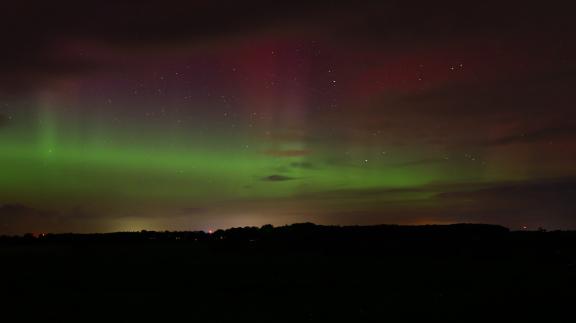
179, 207, 208, 215
390, 158, 448, 168
290, 162, 316, 169
0, 204, 60, 234
285, 177, 576, 229
483, 125, 576, 146
261, 175, 296, 182
431, 177, 576, 228
263, 149, 312, 157
333, 67, 576, 148
0, 204, 52, 220
293, 186, 440, 202
435, 177, 576, 200
0, 203, 123, 234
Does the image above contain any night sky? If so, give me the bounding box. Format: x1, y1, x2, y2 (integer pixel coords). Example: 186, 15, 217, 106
1, 1, 576, 234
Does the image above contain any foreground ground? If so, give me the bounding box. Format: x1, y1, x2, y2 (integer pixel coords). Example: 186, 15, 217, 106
1, 224, 575, 321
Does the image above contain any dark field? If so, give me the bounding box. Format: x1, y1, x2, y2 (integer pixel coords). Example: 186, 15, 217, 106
2, 224, 576, 321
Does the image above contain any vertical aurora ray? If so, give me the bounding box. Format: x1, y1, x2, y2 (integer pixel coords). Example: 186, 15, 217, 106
37, 93, 58, 159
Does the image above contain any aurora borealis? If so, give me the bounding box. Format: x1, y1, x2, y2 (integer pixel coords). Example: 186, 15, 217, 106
1, 1, 576, 233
